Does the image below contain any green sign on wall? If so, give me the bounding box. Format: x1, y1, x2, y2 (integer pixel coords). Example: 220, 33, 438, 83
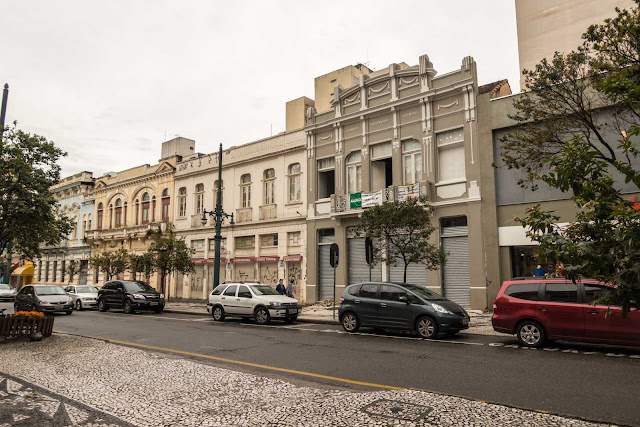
350, 192, 362, 209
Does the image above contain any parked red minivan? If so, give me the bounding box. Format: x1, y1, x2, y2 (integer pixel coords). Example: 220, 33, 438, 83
492, 278, 640, 347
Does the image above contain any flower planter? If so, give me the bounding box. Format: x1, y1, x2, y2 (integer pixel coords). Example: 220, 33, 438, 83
0, 315, 54, 339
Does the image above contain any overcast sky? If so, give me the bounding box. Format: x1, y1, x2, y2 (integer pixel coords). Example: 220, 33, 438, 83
1, 1, 520, 177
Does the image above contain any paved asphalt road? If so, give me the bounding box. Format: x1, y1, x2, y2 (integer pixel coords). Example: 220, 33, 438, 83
3, 302, 640, 426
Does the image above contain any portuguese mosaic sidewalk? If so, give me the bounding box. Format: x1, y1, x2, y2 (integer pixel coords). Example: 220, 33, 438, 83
0, 334, 606, 426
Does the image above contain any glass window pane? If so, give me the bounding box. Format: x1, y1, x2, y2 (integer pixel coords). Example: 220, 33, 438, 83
584, 284, 612, 304
505, 283, 540, 301
438, 145, 465, 181
402, 140, 421, 152
346, 151, 361, 164
415, 153, 422, 178
359, 284, 378, 298
380, 284, 406, 301
223, 285, 237, 296
371, 142, 392, 159
543, 283, 578, 303
404, 154, 412, 184
437, 128, 464, 146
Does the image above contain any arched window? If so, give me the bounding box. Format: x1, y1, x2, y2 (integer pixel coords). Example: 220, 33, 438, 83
135, 199, 140, 225
114, 199, 122, 227
97, 203, 103, 230
123, 201, 128, 226
288, 163, 301, 202
141, 192, 150, 224
263, 169, 275, 205
71, 217, 78, 240
109, 204, 114, 228
161, 189, 170, 222
87, 213, 92, 233
152, 195, 156, 222
346, 151, 362, 194
214, 180, 224, 206
402, 139, 422, 185
195, 183, 205, 215
178, 187, 187, 217
240, 174, 251, 208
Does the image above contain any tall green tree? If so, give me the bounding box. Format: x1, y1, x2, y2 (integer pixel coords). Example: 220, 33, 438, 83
147, 230, 195, 296
89, 248, 130, 281
359, 198, 446, 284
129, 252, 156, 281
0, 127, 73, 260
501, 1, 640, 311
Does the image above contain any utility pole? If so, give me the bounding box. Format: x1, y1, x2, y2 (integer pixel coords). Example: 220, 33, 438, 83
1, 84, 11, 285
201, 144, 234, 290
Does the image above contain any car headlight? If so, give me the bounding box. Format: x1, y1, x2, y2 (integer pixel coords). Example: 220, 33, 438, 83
268, 301, 276, 307
159, 293, 165, 299
132, 294, 146, 300
432, 303, 453, 315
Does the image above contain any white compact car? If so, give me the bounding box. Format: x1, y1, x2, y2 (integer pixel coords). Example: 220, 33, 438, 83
64, 285, 99, 310
207, 282, 301, 324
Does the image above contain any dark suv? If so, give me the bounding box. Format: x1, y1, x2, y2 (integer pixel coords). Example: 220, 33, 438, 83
338, 282, 470, 338
492, 278, 640, 348
97, 281, 164, 314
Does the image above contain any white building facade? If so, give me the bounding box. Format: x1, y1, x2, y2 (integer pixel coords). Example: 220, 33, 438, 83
171, 130, 308, 303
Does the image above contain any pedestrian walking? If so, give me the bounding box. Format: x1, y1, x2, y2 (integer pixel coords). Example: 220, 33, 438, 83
276, 279, 285, 295
286, 278, 294, 297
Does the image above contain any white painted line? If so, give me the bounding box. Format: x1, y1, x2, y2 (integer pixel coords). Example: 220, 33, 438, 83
630, 355, 640, 359
582, 351, 601, 355
606, 353, 625, 357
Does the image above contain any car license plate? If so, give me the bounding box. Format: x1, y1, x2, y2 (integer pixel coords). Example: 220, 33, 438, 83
462, 318, 469, 325
287, 308, 296, 314
150, 302, 159, 306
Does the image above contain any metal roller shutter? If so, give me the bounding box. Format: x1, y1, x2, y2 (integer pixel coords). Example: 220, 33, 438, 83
318, 245, 334, 301
442, 236, 471, 307
347, 238, 382, 284
389, 262, 427, 285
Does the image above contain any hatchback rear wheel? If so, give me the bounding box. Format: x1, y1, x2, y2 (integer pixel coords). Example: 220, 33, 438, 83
516, 321, 546, 348
341, 312, 360, 332
417, 316, 438, 339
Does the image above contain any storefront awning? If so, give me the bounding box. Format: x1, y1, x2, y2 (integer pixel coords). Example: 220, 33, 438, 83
12, 262, 34, 277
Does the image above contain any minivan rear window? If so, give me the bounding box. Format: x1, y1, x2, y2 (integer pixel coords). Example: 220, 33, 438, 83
505, 283, 539, 301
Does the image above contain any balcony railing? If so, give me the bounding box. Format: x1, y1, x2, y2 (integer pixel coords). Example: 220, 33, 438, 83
236, 207, 253, 223
259, 204, 277, 220
87, 222, 168, 241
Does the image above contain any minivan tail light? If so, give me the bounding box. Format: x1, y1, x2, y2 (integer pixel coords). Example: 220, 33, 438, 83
339, 296, 344, 304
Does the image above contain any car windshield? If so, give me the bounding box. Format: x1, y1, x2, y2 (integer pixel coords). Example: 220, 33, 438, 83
76, 286, 98, 293
0, 284, 11, 290
123, 281, 155, 292
249, 285, 280, 296
34, 286, 66, 296
400, 284, 444, 301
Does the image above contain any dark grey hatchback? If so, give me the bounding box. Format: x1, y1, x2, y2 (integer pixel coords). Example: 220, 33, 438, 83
338, 282, 470, 338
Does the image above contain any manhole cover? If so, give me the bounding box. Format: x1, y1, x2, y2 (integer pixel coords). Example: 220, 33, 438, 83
361, 399, 432, 421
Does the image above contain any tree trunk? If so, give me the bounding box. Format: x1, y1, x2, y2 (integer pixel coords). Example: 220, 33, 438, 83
404, 262, 408, 284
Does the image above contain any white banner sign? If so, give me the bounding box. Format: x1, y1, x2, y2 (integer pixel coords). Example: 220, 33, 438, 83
362, 190, 383, 207
397, 183, 420, 202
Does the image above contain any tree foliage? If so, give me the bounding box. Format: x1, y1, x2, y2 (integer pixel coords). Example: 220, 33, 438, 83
503, 1, 640, 312
147, 230, 195, 295
129, 252, 156, 281
89, 248, 130, 281
359, 198, 446, 284
0, 127, 73, 260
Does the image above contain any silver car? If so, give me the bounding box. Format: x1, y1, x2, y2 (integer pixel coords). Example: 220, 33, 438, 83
14, 284, 73, 314
64, 285, 99, 310
0, 284, 17, 302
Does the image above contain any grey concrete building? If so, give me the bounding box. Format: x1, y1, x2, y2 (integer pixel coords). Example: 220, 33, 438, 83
304, 54, 501, 310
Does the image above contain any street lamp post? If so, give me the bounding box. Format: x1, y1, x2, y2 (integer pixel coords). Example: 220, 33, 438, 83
201, 144, 234, 290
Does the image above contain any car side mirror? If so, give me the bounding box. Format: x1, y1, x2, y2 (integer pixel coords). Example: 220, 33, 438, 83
398, 295, 409, 304
117, 288, 123, 293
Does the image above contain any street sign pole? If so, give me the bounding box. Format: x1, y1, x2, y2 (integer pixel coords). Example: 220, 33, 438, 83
329, 243, 339, 320
1, 84, 10, 285
365, 237, 373, 282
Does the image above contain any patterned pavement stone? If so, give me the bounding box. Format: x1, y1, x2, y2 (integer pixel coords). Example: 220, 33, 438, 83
0, 334, 609, 427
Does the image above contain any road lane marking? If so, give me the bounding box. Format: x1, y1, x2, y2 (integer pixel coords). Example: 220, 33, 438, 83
105, 339, 404, 390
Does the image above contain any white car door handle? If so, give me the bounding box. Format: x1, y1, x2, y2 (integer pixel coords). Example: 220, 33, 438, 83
380, 303, 387, 307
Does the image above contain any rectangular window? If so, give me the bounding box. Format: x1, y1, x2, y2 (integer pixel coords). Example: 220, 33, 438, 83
380, 284, 406, 301
359, 283, 378, 298
242, 185, 251, 208
505, 283, 540, 301
437, 128, 465, 182
260, 234, 278, 247
61, 261, 66, 283
196, 193, 204, 214
317, 158, 336, 199
179, 196, 187, 217
53, 261, 57, 282
45, 261, 50, 281
288, 232, 301, 247
191, 239, 205, 251
208, 238, 227, 256
543, 282, 578, 303
370, 142, 392, 160
162, 198, 170, 221
583, 284, 613, 304
318, 228, 335, 244
235, 236, 255, 249
142, 203, 150, 224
